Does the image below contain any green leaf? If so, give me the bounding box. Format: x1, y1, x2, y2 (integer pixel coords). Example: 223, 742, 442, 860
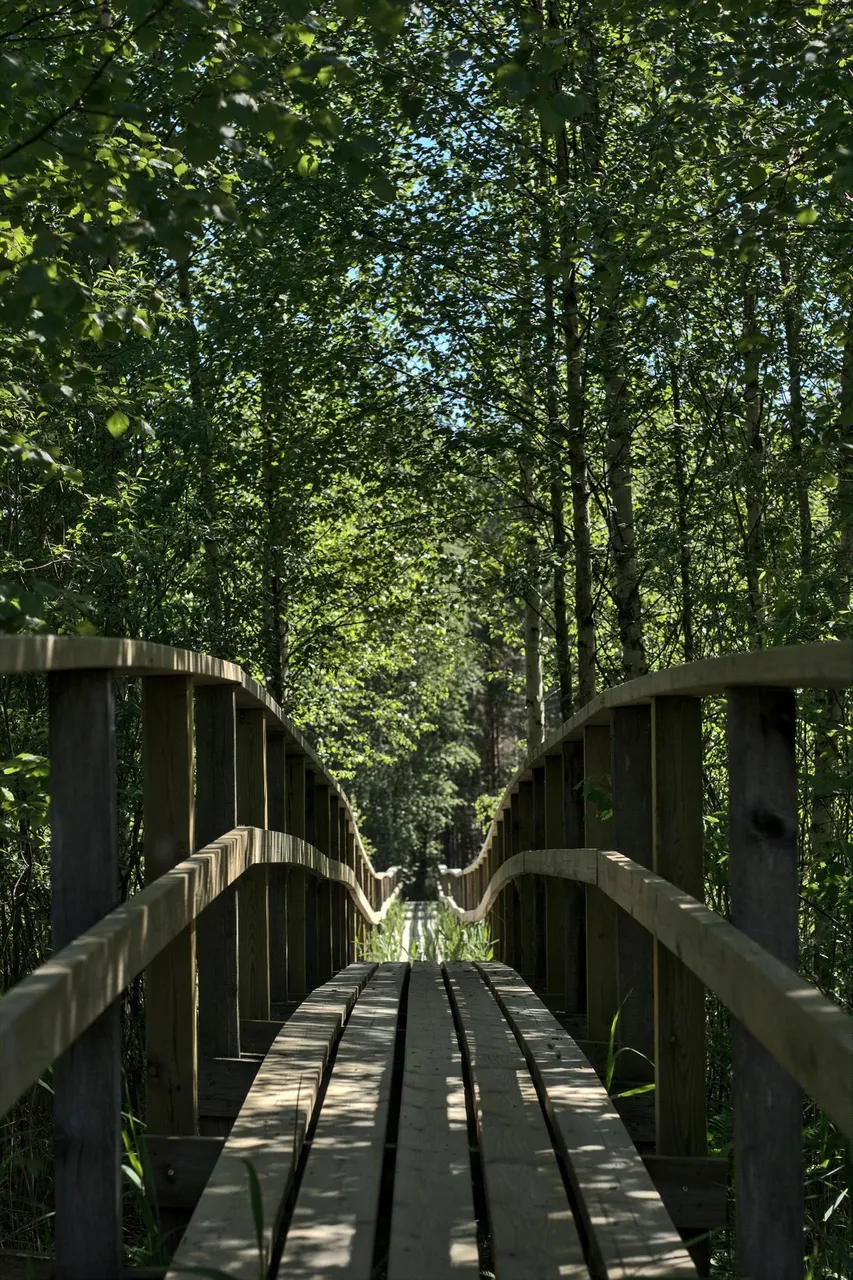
795, 208, 818, 225
106, 411, 130, 438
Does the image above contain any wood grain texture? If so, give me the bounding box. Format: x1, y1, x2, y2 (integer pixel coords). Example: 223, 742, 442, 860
143, 675, 197, 1138
651, 697, 706, 1159
195, 684, 240, 1059
266, 732, 288, 1003
168, 964, 375, 1280
276, 964, 407, 1279
387, 964, 479, 1280
727, 687, 803, 1280
145, 1134, 223, 1210
286, 755, 308, 999
237, 708, 269, 1021
584, 724, 619, 1042
479, 963, 695, 1279
516, 780, 539, 981
446, 963, 586, 1280
0, 828, 400, 1119
197, 1056, 260, 1121
611, 705, 654, 1080
48, 670, 122, 1280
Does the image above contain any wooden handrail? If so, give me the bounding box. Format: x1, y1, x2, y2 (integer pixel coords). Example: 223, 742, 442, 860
438, 848, 852, 1137
0, 827, 400, 1120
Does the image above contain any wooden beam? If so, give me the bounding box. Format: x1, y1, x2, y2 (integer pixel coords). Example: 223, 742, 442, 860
144, 676, 197, 1138
286, 755, 308, 998
611, 705, 654, 1081
516, 780, 537, 981
266, 731, 288, 1004
49, 670, 121, 1280
195, 685, 239, 1060
584, 724, 618, 1042
236, 708, 268, 1020
727, 687, 802, 1280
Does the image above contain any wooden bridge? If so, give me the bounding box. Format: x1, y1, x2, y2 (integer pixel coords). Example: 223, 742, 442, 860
0, 638, 851, 1280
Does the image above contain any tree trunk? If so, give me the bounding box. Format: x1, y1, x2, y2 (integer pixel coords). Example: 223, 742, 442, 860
741, 286, 765, 645
671, 366, 694, 661
778, 252, 813, 588
604, 326, 646, 679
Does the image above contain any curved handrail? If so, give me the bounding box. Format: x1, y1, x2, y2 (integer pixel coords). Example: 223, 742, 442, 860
438, 848, 852, 1137
0, 634, 393, 885
0, 826, 401, 1119
454, 641, 853, 880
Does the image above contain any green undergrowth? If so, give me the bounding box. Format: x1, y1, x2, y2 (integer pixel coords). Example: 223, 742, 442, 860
358, 898, 494, 963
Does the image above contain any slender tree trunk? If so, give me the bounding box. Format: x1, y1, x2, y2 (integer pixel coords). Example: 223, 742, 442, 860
179, 264, 222, 653
741, 286, 765, 645
778, 252, 813, 587
671, 366, 694, 661
603, 323, 646, 679
524, 564, 545, 755
260, 388, 287, 707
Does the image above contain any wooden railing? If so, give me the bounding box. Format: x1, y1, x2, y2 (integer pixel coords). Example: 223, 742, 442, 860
439, 642, 853, 1280
0, 637, 401, 1279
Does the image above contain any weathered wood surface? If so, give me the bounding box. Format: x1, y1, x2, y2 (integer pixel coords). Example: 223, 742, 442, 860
0, 828, 400, 1118
237, 708, 269, 1021
168, 964, 375, 1280
446, 963, 587, 1280
197, 1056, 261, 1121
387, 964, 479, 1280
145, 1134, 224, 1210
479, 964, 696, 1279
728, 687, 803, 1280
48, 670, 122, 1280
584, 723, 619, 1043
276, 964, 407, 1279
441, 847, 852, 1136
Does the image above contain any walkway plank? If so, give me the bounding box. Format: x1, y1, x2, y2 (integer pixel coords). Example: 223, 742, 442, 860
387, 963, 479, 1280
479, 963, 696, 1279
445, 963, 587, 1280
166, 963, 374, 1280
276, 963, 408, 1279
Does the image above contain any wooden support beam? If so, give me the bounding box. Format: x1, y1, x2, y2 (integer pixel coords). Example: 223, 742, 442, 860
286, 754, 307, 998
195, 685, 239, 1061
49, 670, 121, 1280
144, 676, 197, 1138
584, 724, 618, 1042
314, 781, 333, 983
517, 780, 538, 981
236, 708, 268, 1021
611, 705, 654, 1081
329, 797, 344, 972
266, 732, 287, 1004
727, 687, 802, 1280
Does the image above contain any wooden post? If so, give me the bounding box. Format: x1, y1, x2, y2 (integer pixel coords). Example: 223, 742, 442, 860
329, 795, 344, 971
236, 708, 268, 1020
195, 685, 239, 1060
543, 754, 566, 1010
286, 753, 307, 999
314, 780, 333, 982
584, 723, 618, 1043
495, 817, 507, 963
652, 698, 706, 1165
143, 676, 197, 1138
611, 705, 654, 1080
345, 824, 356, 962
517, 779, 537, 981
304, 768, 319, 991
266, 731, 287, 1004
49, 671, 121, 1279
562, 740, 587, 1015
727, 687, 802, 1280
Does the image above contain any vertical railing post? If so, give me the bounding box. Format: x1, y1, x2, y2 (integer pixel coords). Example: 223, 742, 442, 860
507, 791, 521, 968
652, 695, 707, 1269
562, 740, 587, 1018
329, 794, 344, 972
494, 816, 506, 962
583, 723, 618, 1043
727, 687, 802, 1280
532, 766, 547, 987
236, 708, 268, 1020
266, 730, 287, 1007
342, 809, 355, 963
611, 706, 654, 1081
517, 779, 537, 981
49, 670, 121, 1280
286, 753, 307, 999
195, 685, 239, 1059
314, 779, 334, 982
304, 768, 319, 991
143, 676, 198, 1137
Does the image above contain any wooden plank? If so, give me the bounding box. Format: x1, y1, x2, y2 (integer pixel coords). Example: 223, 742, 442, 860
195, 684, 240, 1060
145, 1134, 223, 1210
267, 731, 288, 1004
611, 705, 654, 1080
516, 780, 538, 981
727, 687, 802, 1280
651, 697, 706, 1160
197, 1056, 260, 1121
584, 724, 619, 1043
240, 1018, 285, 1055
479, 963, 695, 1279
277, 964, 407, 1279
48, 670, 122, 1280
641, 1156, 727, 1232
0, 828, 397, 1119
237, 708, 269, 1020
387, 964, 478, 1280
445, 963, 586, 1280
168, 964, 375, 1280
143, 675, 197, 1138
286, 754, 308, 998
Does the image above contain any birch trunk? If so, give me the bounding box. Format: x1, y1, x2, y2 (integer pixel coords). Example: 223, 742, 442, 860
604, 331, 647, 679
671, 366, 694, 660
779, 252, 813, 585
742, 286, 765, 645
